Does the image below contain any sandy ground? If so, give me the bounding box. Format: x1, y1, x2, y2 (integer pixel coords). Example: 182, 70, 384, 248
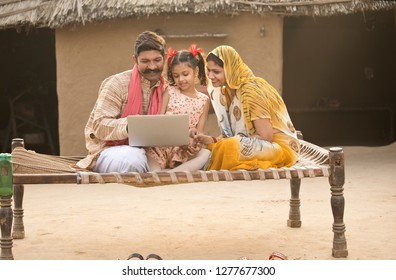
10, 142, 396, 260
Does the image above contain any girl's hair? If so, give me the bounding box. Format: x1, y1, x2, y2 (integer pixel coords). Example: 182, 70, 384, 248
167, 45, 207, 86
206, 52, 223, 68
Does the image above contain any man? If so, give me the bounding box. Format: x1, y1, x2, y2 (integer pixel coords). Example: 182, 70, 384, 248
76, 31, 167, 173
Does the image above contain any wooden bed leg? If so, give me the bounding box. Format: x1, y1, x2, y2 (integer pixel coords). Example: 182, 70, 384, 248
287, 178, 301, 228
329, 147, 348, 258
0, 196, 13, 260
11, 138, 25, 239
12, 184, 24, 239
0, 153, 14, 260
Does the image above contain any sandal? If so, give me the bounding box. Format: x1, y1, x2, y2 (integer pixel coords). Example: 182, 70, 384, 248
269, 251, 287, 260
146, 253, 163, 260
127, 253, 144, 260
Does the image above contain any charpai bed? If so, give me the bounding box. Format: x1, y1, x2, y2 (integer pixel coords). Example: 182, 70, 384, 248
0, 137, 348, 260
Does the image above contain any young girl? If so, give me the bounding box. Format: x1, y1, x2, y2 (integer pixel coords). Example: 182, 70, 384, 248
146, 44, 211, 171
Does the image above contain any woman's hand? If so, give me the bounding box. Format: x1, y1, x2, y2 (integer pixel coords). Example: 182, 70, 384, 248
195, 134, 215, 145
189, 128, 199, 139
189, 128, 216, 146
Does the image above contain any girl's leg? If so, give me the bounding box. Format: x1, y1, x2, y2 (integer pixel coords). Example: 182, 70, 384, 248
147, 154, 162, 171
172, 148, 210, 171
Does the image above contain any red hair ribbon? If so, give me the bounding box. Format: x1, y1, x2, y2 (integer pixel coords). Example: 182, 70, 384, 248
167, 48, 178, 66
189, 44, 202, 57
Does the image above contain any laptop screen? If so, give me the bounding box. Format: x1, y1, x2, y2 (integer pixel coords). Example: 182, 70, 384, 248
127, 114, 190, 147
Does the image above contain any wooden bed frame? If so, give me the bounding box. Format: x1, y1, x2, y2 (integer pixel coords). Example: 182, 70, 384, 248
0, 137, 348, 260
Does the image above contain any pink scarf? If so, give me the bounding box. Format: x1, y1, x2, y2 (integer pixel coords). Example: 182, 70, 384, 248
106, 65, 164, 146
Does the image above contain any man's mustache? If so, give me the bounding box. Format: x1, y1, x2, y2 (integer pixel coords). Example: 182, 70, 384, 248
142, 68, 161, 74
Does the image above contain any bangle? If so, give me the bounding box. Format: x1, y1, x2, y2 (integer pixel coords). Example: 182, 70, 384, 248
212, 136, 218, 143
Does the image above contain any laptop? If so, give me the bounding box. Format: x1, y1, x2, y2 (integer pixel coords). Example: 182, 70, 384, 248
127, 114, 190, 147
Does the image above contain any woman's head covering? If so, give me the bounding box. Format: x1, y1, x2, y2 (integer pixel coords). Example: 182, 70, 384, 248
209, 45, 254, 90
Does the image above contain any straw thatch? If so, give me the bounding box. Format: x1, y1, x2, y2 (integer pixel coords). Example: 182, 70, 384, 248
0, 0, 395, 30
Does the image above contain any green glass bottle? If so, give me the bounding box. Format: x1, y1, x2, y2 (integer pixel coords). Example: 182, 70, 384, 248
0, 153, 13, 197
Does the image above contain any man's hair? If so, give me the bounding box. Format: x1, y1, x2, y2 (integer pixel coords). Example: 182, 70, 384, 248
134, 31, 166, 56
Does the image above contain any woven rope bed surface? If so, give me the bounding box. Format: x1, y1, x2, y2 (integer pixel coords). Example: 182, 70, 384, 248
11, 140, 330, 186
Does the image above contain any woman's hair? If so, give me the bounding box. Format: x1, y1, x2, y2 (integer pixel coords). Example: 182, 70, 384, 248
206, 52, 223, 68
167, 45, 207, 86
134, 31, 166, 56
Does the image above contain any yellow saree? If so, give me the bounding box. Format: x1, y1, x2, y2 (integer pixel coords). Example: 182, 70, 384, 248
207, 46, 299, 170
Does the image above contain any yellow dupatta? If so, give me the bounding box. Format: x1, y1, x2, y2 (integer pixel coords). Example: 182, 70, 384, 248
207, 46, 299, 170
210, 46, 296, 137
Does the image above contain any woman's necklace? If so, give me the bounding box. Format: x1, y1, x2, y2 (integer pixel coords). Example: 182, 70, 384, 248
225, 88, 236, 102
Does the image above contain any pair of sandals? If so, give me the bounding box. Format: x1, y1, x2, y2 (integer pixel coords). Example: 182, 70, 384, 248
268, 251, 287, 260
239, 251, 287, 260
128, 251, 286, 260
127, 253, 162, 260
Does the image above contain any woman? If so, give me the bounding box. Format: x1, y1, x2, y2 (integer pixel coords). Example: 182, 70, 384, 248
192, 45, 299, 170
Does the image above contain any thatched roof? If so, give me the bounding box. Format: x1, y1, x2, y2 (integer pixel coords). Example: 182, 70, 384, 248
1, 0, 395, 30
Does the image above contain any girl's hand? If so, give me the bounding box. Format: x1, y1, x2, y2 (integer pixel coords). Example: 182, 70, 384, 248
182, 137, 201, 157
186, 141, 202, 156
